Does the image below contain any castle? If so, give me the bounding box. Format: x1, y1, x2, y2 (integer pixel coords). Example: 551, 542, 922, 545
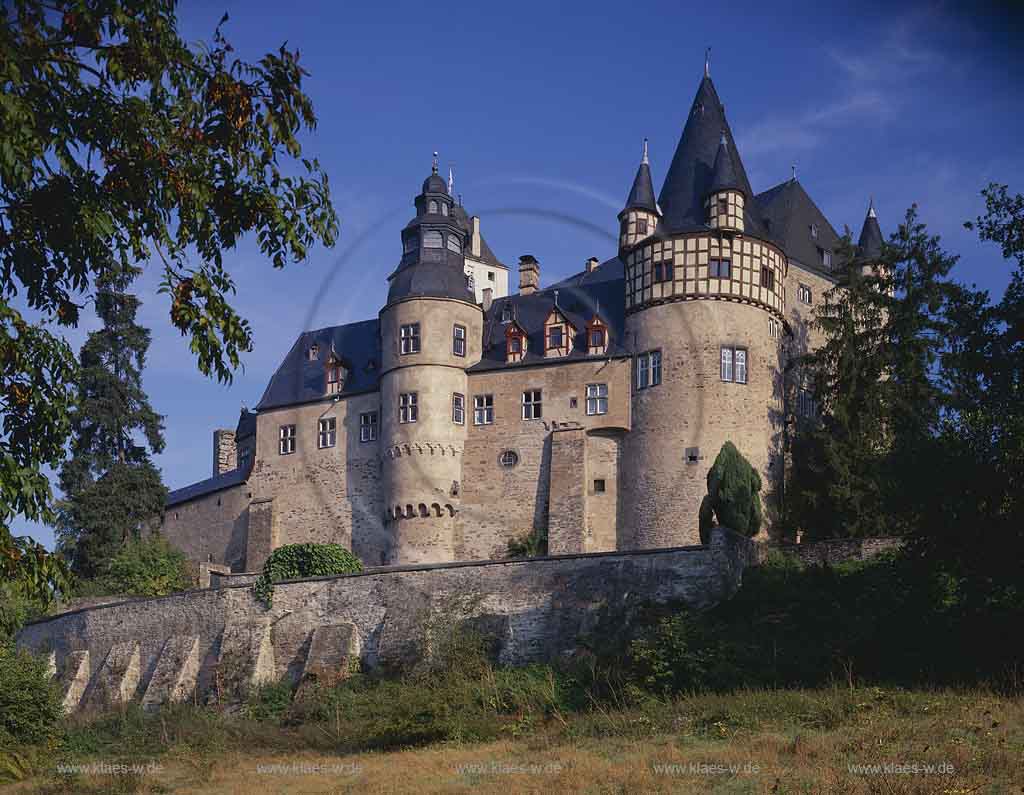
160, 68, 885, 572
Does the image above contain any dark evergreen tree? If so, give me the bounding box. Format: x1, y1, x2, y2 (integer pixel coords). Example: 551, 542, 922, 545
55, 264, 167, 578
698, 441, 763, 543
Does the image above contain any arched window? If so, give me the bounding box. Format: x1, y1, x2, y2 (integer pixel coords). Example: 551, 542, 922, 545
418, 503, 429, 517
405, 504, 414, 518
423, 230, 443, 248
428, 200, 439, 214
432, 503, 442, 516
395, 504, 403, 519
441, 203, 449, 216
446, 235, 462, 254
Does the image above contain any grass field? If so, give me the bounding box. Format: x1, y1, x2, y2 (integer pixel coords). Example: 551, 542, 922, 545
4, 686, 1021, 794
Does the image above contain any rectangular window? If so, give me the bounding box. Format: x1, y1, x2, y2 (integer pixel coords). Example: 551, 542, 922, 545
710, 258, 732, 279
650, 349, 662, 386
509, 336, 522, 354
522, 390, 542, 420
278, 424, 296, 455
473, 394, 494, 425
637, 353, 649, 389
452, 324, 466, 357
586, 383, 608, 416
721, 346, 748, 384
798, 283, 813, 304
798, 388, 817, 418
637, 218, 648, 236
452, 393, 465, 425
760, 266, 774, 290
823, 250, 833, 269
717, 197, 728, 215
399, 392, 418, 423
547, 326, 563, 349
399, 323, 420, 355
589, 328, 605, 349
653, 258, 674, 283
593, 478, 606, 493
318, 417, 336, 449
487, 271, 495, 282
359, 411, 378, 442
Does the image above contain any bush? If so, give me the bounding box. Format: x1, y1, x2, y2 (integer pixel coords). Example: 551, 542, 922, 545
79, 535, 193, 598
698, 441, 763, 543
0, 643, 62, 747
506, 526, 548, 558
254, 543, 362, 607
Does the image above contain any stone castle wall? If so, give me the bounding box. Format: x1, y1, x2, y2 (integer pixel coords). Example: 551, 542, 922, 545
18, 529, 756, 714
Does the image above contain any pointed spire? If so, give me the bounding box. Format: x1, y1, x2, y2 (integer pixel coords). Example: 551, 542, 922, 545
447, 166, 454, 195
857, 198, 883, 259
704, 47, 711, 78
622, 138, 658, 216
708, 130, 743, 195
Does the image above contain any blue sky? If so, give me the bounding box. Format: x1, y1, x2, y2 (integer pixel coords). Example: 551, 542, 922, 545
19, 0, 1024, 548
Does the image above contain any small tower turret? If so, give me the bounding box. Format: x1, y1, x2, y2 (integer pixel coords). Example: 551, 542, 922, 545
618, 139, 661, 253
857, 198, 883, 261
705, 132, 745, 232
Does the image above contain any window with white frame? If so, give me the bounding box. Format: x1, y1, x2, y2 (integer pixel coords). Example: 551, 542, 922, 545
798, 283, 813, 304
636, 350, 662, 389
278, 424, 296, 455
823, 249, 833, 269
399, 392, 418, 423
452, 324, 466, 357
452, 393, 465, 425
586, 383, 608, 415
318, 417, 336, 449
721, 346, 748, 384
521, 390, 542, 420
499, 450, 519, 468
359, 411, 378, 442
501, 305, 512, 323
399, 323, 420, 355
710, 257, 732, 279
474, 394, 494, 425
769, 317, 781, 339
428, 200, 438, 214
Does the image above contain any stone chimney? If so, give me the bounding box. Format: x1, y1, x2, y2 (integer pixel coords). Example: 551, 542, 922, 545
470, 216, 482, 257
518, 255, 540, 295
586, 256, 600, 273
482, 287, 493, 312
213, 429, 237, 476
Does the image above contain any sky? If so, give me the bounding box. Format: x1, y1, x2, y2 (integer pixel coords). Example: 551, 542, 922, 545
18, 0, 1024, 548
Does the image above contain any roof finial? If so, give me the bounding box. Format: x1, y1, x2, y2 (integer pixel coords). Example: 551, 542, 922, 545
704, 47, 711, 78
641, 137, 649, 165
867, 196, 877, 218
791, 163, 797, 182
447, 166, 454, 194
720, 130, 728, 147
431, 151, 438, 175
457, 192, 463, 207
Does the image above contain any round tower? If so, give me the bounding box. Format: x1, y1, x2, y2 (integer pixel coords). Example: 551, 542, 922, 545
380, 155, 483, 564
620, 73, 785, 549
618, 139, 661, 252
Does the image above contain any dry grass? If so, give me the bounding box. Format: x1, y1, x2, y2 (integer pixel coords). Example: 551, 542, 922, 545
6, 687, 1022, 794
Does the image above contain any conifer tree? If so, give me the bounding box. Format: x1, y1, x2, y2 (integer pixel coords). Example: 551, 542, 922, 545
56, 264, 167, 579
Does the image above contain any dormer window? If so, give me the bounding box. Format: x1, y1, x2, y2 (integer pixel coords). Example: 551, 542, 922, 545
810, 223, 818, 239
547, 326, 563, 349
586, 316, 608, 355
822, 250, 833, 269
325, 358, 344, 395
307, 344, 319, 361
506, 322, 526, 363
501, 305, 512, 323
544, 308, 574, 358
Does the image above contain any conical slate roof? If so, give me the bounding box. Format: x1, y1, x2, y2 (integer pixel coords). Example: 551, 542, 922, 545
857, 202, 883, 259
708, 135, 743, 194
658, 76, 764, 235
622, 140, 658, 215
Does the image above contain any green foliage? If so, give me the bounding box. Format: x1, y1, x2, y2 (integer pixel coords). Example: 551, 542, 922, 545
253, 543, 362, 607
0, 643, 62, 748
0, 0, 336, 596
698, 442, 762, 542
80, 534, 193, 598
0, 536, 71, 638
506, 526, 548, 558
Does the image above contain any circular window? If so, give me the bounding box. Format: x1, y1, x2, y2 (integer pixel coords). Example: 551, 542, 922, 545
499, 450, 519, 468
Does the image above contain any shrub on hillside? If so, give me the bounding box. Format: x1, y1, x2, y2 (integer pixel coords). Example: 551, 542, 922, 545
0, 643, 62, 748
698, 441, 763, 543
77, 535, 193, 598
254, 543, 362, 607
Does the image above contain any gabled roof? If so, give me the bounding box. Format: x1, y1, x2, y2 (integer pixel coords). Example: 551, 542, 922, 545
857, 202, 884, 259
754, 178, 842, 276
658, 76, 766, 236
167, 460, 251, 507
473, 258, 628, 372
256, 318, 380, 411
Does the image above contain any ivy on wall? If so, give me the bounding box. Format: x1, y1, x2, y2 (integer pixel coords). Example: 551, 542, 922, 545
253, 543, 362, 607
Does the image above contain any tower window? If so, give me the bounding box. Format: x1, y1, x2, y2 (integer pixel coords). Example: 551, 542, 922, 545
399, 392, 418, 423
318, 417, 336, 449
441, 203, 449, 216
769, 317, 781, 339
452, 393, 465, 425
586, 383, 608, 416
593, 478, 606, 493
423, 230, 443, 248
428, 200, 438, 214
710, 258, 732, 279
636, 218, 648, 236
653, 258, 674, 283
721, 346, 748, 384
499, 450, 519, 468
278, 425, 296, 455
473, 394, 494, 425
760, 266, 775, 290
452, 324, 466, 357
798, 283, 813, 304
521, 390, 542, 420
636, 350, 661, 389
447, 235, 462, 253
403, 233, 417, 254
399, 323, 421, 355
718, 197, 728, 215
359, 411, 378, 442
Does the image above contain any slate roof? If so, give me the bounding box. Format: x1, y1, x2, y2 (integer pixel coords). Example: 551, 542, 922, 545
623, 161, 659, 215
754, 178, 842, 277
658, 76, 767, 236
471, 257, 628, 372
857, 204, 884, 259
167, 461, 250, 508
255, 318, 381, 411
236, 409, 256, 440
708, 136, 743, 194
387, 253, 477, 304
453, 204, 506, 269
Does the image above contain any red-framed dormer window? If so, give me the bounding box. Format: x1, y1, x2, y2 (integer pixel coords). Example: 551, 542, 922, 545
506, 322, 527, 363
325, 355, 345, 395
586, 316, 608, 355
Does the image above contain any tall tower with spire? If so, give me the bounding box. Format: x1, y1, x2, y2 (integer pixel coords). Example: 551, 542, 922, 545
619, 69, 787, 549
379, 155, 483, 564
